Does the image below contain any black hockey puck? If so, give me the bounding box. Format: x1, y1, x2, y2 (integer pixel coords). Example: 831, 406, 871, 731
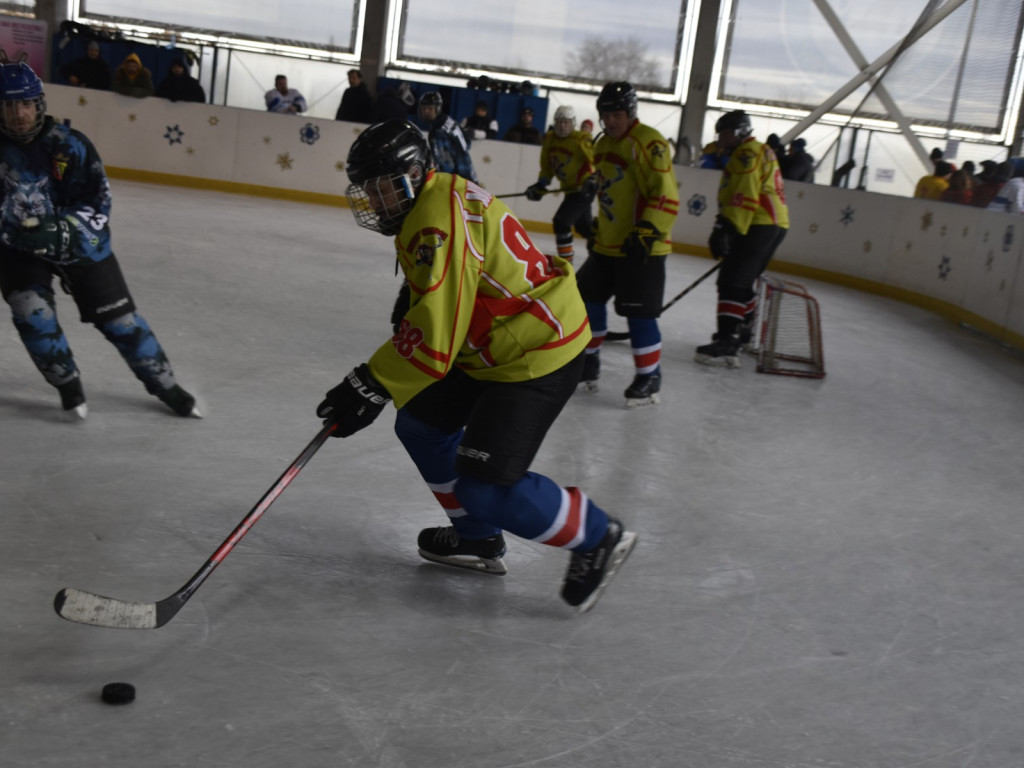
101, 682, 136, 705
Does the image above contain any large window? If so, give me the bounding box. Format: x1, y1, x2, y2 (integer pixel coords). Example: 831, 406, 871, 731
720, 0, 1024, 137
394, 0, 691, 94
79, 0, 361, 51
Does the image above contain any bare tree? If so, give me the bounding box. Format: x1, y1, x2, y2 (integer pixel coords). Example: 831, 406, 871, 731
565, 35, 661, 87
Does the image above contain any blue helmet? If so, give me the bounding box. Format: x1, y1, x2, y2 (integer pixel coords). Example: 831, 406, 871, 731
0, 61, 46, 142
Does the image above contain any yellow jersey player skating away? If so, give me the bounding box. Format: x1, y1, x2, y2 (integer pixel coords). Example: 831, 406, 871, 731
696, 109, 789, 367
316, 119, 637, 613
574, 82, 679, 406
525, 105, 597, 264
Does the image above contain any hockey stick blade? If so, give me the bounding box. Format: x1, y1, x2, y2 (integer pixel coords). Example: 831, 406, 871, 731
604, 263, 722, 341
53, 421, 337, 629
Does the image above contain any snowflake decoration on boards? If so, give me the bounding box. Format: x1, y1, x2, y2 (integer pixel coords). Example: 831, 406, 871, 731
208, 116, 219, 127
335, 161, 346, 172
299, 123, 320, 145
937, 255, 951, 280
921, 211, 933, 231
163, 125, 184, 145
839, 205, 855, 227
276, 152, 294, 171
687, 193, 707, 216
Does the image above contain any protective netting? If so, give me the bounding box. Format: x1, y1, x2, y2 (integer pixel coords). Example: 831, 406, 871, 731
754, 275, 826, 379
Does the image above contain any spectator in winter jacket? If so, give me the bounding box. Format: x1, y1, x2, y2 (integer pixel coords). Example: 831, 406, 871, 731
155, 58, 205, 103
111, 53, 155, 98
59, 40, 111, 91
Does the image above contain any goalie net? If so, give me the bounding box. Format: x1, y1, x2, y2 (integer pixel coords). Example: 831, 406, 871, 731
752, 275, 825, 379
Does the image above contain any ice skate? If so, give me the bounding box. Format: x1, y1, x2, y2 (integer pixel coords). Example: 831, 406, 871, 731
157, 385, 203, 418
561, 518, 637, 613
57, 377, 87, 421
417, 526, 508, 575
694, 335, 741, 368
624, 371, 661, 406
579, 352, 600, 392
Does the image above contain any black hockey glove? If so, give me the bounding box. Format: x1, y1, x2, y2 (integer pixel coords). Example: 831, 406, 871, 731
525, 180, 548, 201
621, 220, 662, 260
708, 215, 738, 260
316, 364, 391, 438
580, 175, 598, 200
11, 215, 77, 263
390, 280, 411, 335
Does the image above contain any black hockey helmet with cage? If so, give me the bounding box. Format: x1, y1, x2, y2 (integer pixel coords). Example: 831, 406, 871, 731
715, 109, 753, 139
345, 119, 432, 236
596, 82, 637, 120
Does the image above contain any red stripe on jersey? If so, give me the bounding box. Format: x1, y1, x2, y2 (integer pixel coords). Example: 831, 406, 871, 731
536, 317, 590, 350
542, 487, 586, 548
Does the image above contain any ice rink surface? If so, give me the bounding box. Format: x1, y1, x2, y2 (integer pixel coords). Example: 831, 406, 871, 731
3, 181, 1024, 768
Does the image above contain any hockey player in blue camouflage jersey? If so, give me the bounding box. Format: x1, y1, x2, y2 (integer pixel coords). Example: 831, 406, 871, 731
417, 91, 479, 184
0, 58, 200, 419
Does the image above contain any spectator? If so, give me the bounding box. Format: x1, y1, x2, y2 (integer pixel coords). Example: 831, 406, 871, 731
370, 82, 414, 123
698, 139, 730, 169
524, 105, 596, 263
782, 138, 815, 183
461, 100, 498, 140
929, 147, 957, 172
971, 161, 1009, 209
503, 107, 543, 145
59, 40, 111, 91
941, 169, 974, 205
580, 118, 594, 135
575, 82, 679, 404
914, 161, 952, 200
265, 75, 306, 114
986, 161, 1024, 214
335, 69, 373, 123
0, 60, 199, 419
154, 58, 206, 103
418, 90, 478, 184
111, 53, 154, 98
695, 110, 788, 368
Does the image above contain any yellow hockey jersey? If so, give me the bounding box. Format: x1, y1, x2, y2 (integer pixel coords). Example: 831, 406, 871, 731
368, 171, 592, 408
592, 120, 679, 257
718, 137, 790, 235
539, 129, 595, 190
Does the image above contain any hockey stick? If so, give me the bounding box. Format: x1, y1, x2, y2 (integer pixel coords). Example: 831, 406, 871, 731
496, 186, 580, 199
53, 421, 338, 629
605, 262, 722, 341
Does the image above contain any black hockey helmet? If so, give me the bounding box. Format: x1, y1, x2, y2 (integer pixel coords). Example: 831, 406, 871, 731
345, 119, 432, 236
596, 81, 637, 120
715, 109, 752, 139
418, 90, 443, 122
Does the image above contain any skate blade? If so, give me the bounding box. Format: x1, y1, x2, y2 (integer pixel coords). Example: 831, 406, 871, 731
63, 403, 88, 421
576, 531, 638, 614
625, 393, 660, 407
578, 380, 599, 392
418, 550, 508, 576
694, 354, 740, 368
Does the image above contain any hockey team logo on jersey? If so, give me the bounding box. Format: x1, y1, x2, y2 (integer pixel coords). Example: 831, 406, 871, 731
409, 227, 447, 267
52, 153, 70, 181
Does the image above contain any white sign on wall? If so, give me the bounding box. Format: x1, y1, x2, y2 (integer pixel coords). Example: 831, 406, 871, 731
875, 168, 896, 183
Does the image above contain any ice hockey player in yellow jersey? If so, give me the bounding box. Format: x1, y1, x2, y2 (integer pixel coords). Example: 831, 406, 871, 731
574, 82, 679, 406
525, 105, 597, 264
315, 119, 637, 613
